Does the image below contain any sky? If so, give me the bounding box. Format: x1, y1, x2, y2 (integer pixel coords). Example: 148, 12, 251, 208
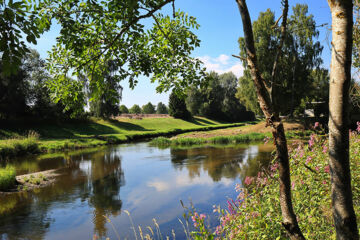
32, 0, 333, 107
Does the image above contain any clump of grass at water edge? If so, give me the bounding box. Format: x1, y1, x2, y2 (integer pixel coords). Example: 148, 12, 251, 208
0, 166, 16, 191
150, 132, 270, 147
0, 130, 40, 160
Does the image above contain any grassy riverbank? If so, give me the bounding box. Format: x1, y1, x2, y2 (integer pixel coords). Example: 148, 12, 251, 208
150, 121, 312, 147
0, 117, 253, 159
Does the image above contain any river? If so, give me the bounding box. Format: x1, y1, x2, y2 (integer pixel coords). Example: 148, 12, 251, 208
0, 142, 273, 240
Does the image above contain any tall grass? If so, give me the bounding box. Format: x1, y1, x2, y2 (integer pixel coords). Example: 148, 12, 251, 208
0, 131, 40, 160
0, 166, 16, 191
150, 132, 270, 147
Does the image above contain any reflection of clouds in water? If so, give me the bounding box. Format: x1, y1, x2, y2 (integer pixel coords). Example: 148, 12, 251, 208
241, 145, 259, 165
147, 180, 170, 191
146, 171, 233, 193
79, 160, 92, 175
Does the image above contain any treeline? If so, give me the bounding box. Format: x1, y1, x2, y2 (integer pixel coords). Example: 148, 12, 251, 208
119, 102, 168, 115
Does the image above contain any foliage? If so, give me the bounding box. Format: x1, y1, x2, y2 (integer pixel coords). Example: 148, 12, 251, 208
0, 166, 16, 191
119, 105, 129, 114
142, 102, 156, 114
0, 131, 40, 160
89, 61, 122, 118
156, 102, 168, 114
236, 5, 324, 116
150, 132, 270, 147
169, 90, 192, 120
0, 0, 50, 75
129, 104, 142, 114
39, 0, 206, 113
187, 71, 255, 121
191, 127, 360, 239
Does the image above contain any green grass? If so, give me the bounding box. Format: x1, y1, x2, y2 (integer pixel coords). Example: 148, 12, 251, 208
0, 166, 16, 191
0, 117, 247, 158
150, 132, 270, 147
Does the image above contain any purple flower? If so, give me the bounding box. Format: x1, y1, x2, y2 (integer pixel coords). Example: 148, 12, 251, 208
305, 156, 312, 164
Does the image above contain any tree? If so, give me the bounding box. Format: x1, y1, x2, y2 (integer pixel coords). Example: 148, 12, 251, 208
156, 102, 168, 114
89, 61, 123, 118
236, 5, 323, 116
327, 0, 359, 239
38, 0, 205, 114
186, 71, 255, 122
0, 0, 49, 75
236, 0, 305, 239
119, 105, 129, 114
129, 104, 141, 114
168, 90, 191, 120
142, 102, 156, 114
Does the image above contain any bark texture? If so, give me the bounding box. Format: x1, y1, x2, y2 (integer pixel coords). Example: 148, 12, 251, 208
327, 0, 359, 239
236, 0, 305, 239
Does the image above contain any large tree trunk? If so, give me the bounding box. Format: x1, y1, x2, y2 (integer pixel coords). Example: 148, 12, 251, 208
327, 1, 359, 239
236, 1, 305, 239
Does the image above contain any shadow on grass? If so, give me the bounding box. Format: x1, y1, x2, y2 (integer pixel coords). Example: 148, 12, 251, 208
106, 119, 151, 131
189, 117, 226, 126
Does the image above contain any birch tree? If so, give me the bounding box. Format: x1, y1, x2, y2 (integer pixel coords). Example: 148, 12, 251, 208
327, 0, 359, 239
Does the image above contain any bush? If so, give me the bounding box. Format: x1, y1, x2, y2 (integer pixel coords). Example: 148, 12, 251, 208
168, 91, 192, 120
142, 102, 156, 114
0, 166, 16, 191
129, 104, 142, 114
191, 131, 360, 239
156, 102, 168, 114
119, 105, 129, 114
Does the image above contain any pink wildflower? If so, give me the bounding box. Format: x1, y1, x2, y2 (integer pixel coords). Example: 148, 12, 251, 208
270, 162, 279, 172
357, 121, 360, 132
324, 165, 330, 174
263, 136, 270, 144
251, 212, 260, 218
200, 214, 206, 220
315, 166, 320, 171
314, 122, 320, 129
322, 180, 327, 185
322, 145, 328, 153
308, 134, 316, 148
300, 179, 305, 185
244, 176, 254, 185
305, 156, 312, 164
291, 181, 295, 190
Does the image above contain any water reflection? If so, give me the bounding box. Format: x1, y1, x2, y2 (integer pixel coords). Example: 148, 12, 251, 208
0, 142, 273, 240
0, 149, 125, 240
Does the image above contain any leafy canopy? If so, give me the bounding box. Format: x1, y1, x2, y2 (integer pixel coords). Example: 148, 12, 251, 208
39, 0, 205, 111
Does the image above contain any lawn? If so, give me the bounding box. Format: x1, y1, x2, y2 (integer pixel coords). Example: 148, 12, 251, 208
0, 117, 248, 158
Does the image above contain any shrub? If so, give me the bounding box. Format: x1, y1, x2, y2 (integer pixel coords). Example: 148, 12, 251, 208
168, 91, 192, 120
119, 105, 129, 114
129, 104, 142, 114
156, 102, 168, 114
191, 131, 360, 239
0, 166, 16, 191
142, 102, 156, 114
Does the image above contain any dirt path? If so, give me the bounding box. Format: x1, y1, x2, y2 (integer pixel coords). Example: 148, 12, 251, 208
175, 121, 305, 139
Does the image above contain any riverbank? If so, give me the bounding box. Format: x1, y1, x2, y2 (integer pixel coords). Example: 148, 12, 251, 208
0, 117, 254, 159
150, 121, 312, 147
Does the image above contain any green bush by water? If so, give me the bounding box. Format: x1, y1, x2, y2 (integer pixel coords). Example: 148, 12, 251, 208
0, 166, 16, 191
0, 133, 40, 160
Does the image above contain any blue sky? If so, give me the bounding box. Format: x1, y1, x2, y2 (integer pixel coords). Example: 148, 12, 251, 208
32, 0, 333, 107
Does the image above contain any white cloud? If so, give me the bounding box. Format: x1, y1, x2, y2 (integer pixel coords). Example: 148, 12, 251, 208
198, 54, 244, 78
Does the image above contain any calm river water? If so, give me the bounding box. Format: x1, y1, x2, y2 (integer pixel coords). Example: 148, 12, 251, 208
0, 142, 273, 240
